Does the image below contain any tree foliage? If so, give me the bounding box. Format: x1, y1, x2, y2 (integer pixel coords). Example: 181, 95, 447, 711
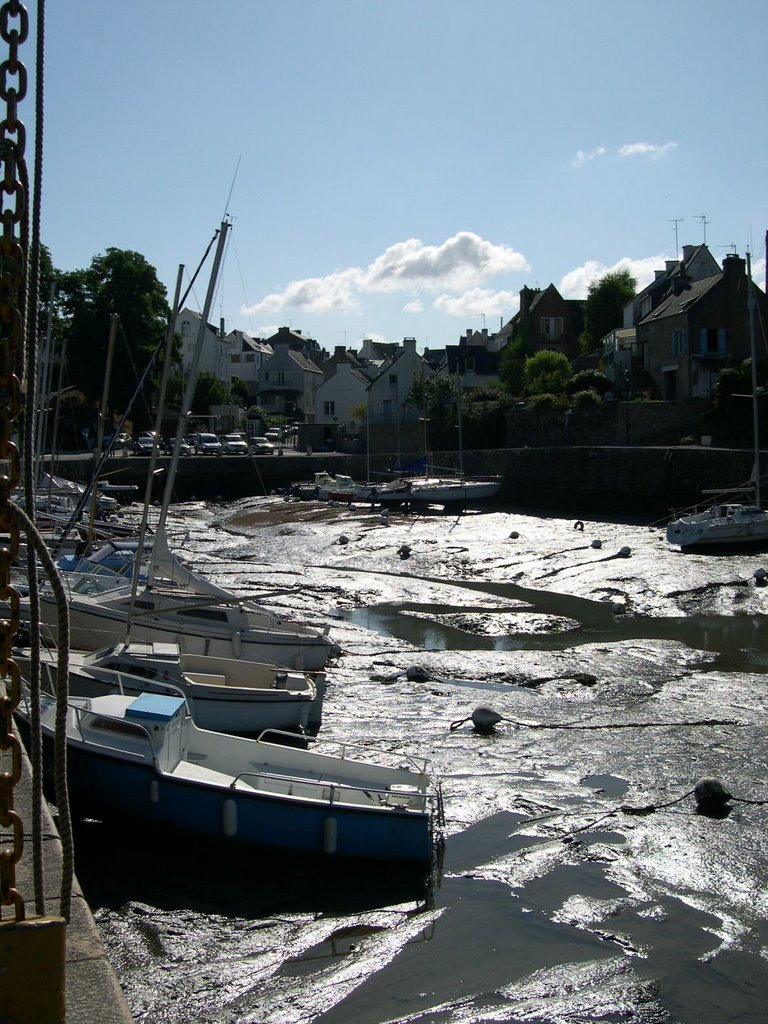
523, 350, 572, 396
567, 369, 611, 397
58, 249, 170, 414
499, 320, 536, 396
579, 269, 636, 354
192, 371, 229, 413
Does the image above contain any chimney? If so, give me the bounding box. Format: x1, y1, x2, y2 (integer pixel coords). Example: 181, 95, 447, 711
519, 286, 532, 318
334, 345, 346, 357
722, 253, 745, 277
681, 245, 695, 262
219, 316, 225, 338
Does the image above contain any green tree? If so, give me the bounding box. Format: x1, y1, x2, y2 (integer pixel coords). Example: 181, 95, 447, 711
58, 249, 170, 413
230, 376, 249, 406
579, 269, 636, 354
192, 371, 229, 413
523, 350, 572, 396
499, 320, 536, 396
567, 369, 611, 397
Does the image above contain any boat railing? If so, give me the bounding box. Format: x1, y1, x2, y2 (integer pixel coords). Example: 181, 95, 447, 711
228, 768, 428, 811
256, 727, 431, 776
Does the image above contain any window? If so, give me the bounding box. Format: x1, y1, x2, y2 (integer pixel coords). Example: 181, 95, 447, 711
232, 354, 241, 363
264, 371, 269, 381
700, 328, 725, 354
245, 353, 254, 362
181, 320, 191, 337
382, 399, 392, 422
464, 356, 476, 372
672, 328, 687, 354
389, 374, 398, 385
278, 372, 286, 385
323, 401, 336, 416
540, 317, 563, 341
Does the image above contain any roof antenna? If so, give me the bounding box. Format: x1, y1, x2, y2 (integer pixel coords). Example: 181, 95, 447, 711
693, 213, 709, 245
668, 217, 684, 258
223, 155, 242, 219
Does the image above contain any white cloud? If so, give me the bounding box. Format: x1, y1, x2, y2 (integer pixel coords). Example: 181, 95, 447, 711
572, 146, 607, 167
619, 141, 677, 159
559, 254, 668, 298
433, 287, 519, 318
241, 232, 529, 317
751, 257, 766, 292
402, 299, 423, 314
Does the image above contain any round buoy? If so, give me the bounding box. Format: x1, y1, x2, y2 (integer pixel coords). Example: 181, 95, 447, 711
754, 567, 767, 586
573, 520, 584, 531
509, 531, 520, 539
618, 545, 631, 557
471, 706, 503, 734
591, 539, 602, 549
694, 777, 732, 814
338, 534, 349, 545
398, 544, 412, 559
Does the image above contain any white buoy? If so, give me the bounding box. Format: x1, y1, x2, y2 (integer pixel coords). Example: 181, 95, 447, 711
222, 798, 238, 837
323, 816, 338, 854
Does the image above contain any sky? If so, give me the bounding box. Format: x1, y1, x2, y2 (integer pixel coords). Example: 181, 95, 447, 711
34, 0, 768, 352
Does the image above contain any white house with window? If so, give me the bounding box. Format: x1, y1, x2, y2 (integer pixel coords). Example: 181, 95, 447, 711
313, 362, 370, 427
175, 307, 233, 388
367, 338, 432, 425
256, 340, 324, 419
227, 330, 272, 402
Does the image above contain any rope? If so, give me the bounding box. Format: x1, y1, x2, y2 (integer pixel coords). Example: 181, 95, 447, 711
12, 502, 74, 921
449, 713, 739, 732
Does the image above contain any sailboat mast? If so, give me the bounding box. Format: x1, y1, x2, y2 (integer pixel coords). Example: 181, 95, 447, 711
154, 220, 231, 543
747, 251, 760, 507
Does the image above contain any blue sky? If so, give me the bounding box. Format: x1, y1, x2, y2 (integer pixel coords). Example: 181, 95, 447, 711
39, 1, 767, 351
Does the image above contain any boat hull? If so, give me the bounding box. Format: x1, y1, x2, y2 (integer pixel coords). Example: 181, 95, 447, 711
40, 732, 434, 864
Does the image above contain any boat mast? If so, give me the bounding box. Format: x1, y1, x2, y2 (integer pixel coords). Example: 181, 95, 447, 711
747, 251, 760, 507
152, 219, 231, 546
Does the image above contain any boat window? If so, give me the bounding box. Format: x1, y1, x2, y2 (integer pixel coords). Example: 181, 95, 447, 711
178, 608, 229, 622
90, 718, 147, 738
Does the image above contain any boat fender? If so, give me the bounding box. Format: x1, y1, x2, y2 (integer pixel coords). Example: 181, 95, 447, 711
323, 816, 338, 855
591, 539, 602, 549
232, 631, 243, 658
509, 531, 520, 539
406, 664, 431, 683
338, 534, 349, 545
274, 671, 288, 689
573, 520, 584, 531
754, 567, 767, 587
149, 780, 160, 804
222, 799, 238, 837
694, 777, 732, 815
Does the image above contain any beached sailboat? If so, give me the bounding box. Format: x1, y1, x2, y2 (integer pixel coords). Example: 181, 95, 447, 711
14, 640, 325, 735
17, 686, 439, 864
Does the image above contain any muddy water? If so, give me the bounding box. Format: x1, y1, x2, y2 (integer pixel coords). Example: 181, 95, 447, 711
76, 497, 768, 1022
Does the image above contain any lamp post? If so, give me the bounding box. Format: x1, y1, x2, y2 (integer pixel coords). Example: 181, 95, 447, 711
624, 369, 631, 446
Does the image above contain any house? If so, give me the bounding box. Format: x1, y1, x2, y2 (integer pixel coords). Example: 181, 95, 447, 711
313, 361, 371, 428
227, 330, 272, 402
367, 338, 433, 426
445, 327, 501, 388
637, 253, 767, 400
498, 284, 585, 361
256, 330, 324, 420
624, 244, 721, 327
175, 307, 232, 388
601, 328, 638, 394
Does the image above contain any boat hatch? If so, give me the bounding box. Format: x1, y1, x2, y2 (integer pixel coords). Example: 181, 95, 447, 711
125, 693, 186, 723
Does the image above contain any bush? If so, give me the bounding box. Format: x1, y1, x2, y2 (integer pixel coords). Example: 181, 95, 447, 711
526, 393, 568, 411
571, 388, 603, 408
567, 370, 611, 398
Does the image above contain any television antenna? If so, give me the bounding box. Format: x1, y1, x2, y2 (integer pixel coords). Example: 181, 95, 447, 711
667, 217, 684, 258
693, 213, 709, 244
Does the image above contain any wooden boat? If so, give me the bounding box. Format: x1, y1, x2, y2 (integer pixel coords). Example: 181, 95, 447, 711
18, 688, 439, 864
14, 640, 325, 735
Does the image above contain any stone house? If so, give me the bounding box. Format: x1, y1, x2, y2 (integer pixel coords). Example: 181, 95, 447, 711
445, 327, 501, 388
638, 253, 767, 400
257, 332, 324, 420
498, 284, 585, 361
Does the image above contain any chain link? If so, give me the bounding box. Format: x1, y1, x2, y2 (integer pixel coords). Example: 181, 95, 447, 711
0, 0, 25, 924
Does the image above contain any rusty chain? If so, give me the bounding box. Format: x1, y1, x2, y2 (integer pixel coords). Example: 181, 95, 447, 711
0, 0, 27, 923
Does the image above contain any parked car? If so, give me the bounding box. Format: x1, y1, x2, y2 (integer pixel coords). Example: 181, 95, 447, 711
265, 428, 282, 444
249, 436, 275, 454
219, 433, 248, 455
132, 435, 155, 456
195, 432, 222, 455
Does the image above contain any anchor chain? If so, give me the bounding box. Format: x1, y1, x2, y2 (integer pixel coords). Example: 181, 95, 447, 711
0, 0, 27, 923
